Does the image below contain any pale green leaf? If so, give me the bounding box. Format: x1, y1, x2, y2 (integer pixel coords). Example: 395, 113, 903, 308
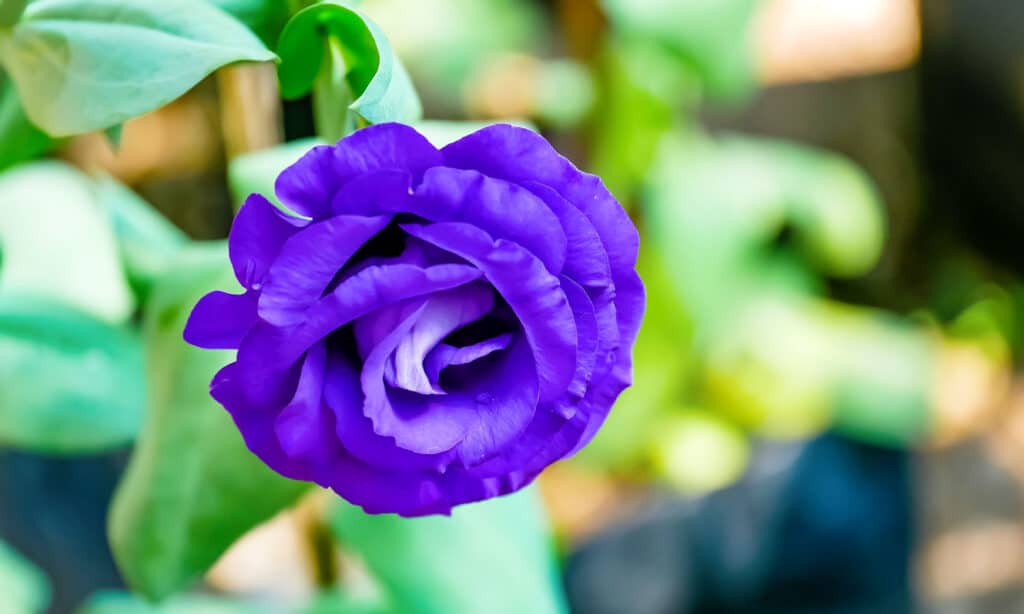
0, 161, 134, 323
108, 243, 309, 601
0, 0, 276, 136
0, 293, 144, 453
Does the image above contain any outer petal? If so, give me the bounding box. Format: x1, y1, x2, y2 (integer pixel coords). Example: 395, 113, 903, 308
276, 123, 442, 219
229, 194, 306, 289
274, 342, 332, 464
258, 214, 392, 326
183, 290, 258, 350
441, 124, 644, 354
334, 167, 568, 274
402, 222, 577, 403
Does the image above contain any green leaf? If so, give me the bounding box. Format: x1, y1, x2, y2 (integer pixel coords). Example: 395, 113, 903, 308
330, 486, 567, 614
277, 1, 421, 127
0, 539, 50, 614
228, 137, 320, 209
93, 174, 187, 301
0, 0, 276, 136
0, 75, 53, 172
108, 243, 309, 601
0, 161, 134, 323
0, 294, 144, 453
209, 0, 290, 47
78, 590, 270, 614
0, 0, 28, 27
600, 0, 759, 100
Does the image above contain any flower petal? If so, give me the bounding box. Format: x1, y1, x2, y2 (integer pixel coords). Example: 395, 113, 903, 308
183, 290, 258, 350
423, 332, 514, 386
274, 342, 332, 464
258, 214, 392, 326
403, 222, 576, 402
276, 123, 441, 219
229, 194, 306, 289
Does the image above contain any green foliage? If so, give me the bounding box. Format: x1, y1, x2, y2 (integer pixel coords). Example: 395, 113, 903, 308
0, 294, 144, 453
0, 539, 50, 614
0, 75, 52, 171
209, 0, 290, 47
78, 590, 269, 614
330, 486, 567, 614
108, 243, 309, 601
0, 161, 134, 324
0, 0, 27, 27
277, 0, 421, 136
94, 174, 188, 301
600, 0, 759, 101
0, 0, 275, 136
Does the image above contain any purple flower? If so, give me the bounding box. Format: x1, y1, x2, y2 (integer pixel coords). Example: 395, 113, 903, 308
184, 123, 644, 516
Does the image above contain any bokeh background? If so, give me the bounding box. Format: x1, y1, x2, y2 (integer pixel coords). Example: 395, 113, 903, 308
4, 0, 1024, 612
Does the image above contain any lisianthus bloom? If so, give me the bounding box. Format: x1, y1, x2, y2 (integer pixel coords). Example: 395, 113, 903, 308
184, 123, 644, 516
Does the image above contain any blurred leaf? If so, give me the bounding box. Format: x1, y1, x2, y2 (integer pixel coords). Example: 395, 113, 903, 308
301, 591, 387, 614
0, 161, 134, 323
590, 37, 695, 204
330, 486, 567, 614
0, 0, 275, 136
650, 410, 749, 493
209, 0, 290, 47
0, 0, 27, 27
78, 590, 268, 614
0, 293, 144, 453
94, 174, 187, 301
228, 137, 321, 209
645, 133, 885, 332
277, 0, 421, 127
103, 123, 123, 150
361, 0, 543, 107
0, 539, 50, 614
0, 73, 52, 171
577, 242, 693, 470
108, 243, 309, 601
600, 0, 758, 101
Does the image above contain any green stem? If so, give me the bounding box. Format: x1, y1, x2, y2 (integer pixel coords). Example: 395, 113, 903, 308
313, 35, 355, 142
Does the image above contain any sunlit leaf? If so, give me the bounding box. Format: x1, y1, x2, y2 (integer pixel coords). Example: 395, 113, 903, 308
0, 293, 144, 453
0, 161, 134, 323
277, 0, 420, 129
209, 0, 290, 47
108, 243, 309, 601
0, 74, 52, 171
78, 590, 267, 614
94, 174, 187, 301
0, 539, 50, 614
330, 486, 567, 614
0, 0, 275, 136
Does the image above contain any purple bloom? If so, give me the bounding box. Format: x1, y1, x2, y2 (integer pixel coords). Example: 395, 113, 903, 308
184, 123, 644, 516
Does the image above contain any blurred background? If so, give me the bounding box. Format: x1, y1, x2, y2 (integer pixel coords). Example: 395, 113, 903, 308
5, 0, 1024, 612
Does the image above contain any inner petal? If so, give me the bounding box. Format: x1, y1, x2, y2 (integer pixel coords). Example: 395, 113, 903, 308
384, 283, 495, 395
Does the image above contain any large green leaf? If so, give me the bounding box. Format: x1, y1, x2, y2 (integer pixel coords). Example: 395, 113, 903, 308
330, 486, 567, 614
94, 174, 187, 301
78, 590, 270, 614
600, 0, 758, 100
209, 0, 290, 47
0, 293, 144, 453
0, 539, 50, 614
0, 161, 134, 323
0, 74, 52, 171
0, 0, 275, 136
277, 0, 420, 132
108, 243, 309, 602
0, 0, 27, 27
